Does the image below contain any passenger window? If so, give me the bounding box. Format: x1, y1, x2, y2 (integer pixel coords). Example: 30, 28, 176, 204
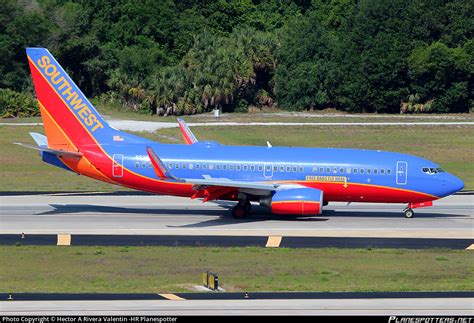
230, 165, 234, 171
273, 166, 278, 172
340, 168, 344, 173
209, 164, 214, 170
135, 162, 139, 168
250, 165, 255, 171
168, 163, 173, 169
380, 169, 384, 175
326, 167, 331, 173
360, 169, 364, 174
387, 169, 391, 175
243, 165, 248, 171
353, 168, 358, 174
266, 165, 271, 171
319, 167, 324, 173
142, 162, 146, 168
293, 166, 297, 172
189, 163, 194, 169
258, 165, 263, 171
346, 168, 351, 174
286, 166, 291, 172
195, 164, 200, 169
149, 163, 152, 168
299, 166, 304, 172
237, 165, 241, 171
182, 163, 187, 169
374, 169, 378, 174
202, 164, 207, 170
222, 165, 227, 170
280, 166, 284, 172
333, 167, 337, 174
367, 169, 371, 174
216, 165, 220, 170
175, 163, 179, 169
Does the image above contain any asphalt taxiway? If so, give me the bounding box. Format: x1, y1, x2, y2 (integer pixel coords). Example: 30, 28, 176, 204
1, 298, 473, 315
0, 193, 472, 240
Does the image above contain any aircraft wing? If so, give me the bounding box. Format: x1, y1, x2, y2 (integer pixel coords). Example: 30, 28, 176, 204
146, 146, 280, 201
177, 118, 198, 144
182, 177, 278, 191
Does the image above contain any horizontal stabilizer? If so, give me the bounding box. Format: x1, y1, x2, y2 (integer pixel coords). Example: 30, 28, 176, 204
29, 132, 48, 146
14, 142, 82, 157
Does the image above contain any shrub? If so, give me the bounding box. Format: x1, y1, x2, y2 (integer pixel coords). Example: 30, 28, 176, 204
0, 89, 39, 118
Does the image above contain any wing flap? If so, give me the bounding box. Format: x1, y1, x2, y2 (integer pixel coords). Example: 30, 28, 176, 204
183, 177, 278, 191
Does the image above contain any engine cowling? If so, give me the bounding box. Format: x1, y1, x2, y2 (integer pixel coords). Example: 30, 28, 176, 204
268, 188, 323, 215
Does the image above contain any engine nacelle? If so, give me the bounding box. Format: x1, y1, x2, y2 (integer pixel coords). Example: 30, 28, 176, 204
267, 188, 323, 215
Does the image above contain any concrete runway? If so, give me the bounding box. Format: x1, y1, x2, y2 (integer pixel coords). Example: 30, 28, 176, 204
1, 298, 473, 315
0, 194, 472, 239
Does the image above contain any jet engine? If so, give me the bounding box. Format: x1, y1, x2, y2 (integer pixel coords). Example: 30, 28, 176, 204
260, 188, 324, 215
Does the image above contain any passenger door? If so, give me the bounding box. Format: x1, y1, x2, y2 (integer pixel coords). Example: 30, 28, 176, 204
264, 163, 273, 179
396, 161, 407, 185
112, 154, 124, 178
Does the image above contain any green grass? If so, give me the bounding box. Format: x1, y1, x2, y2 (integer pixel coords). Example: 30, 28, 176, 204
0, 125, 126, 192
0, 246, 472, 293
0, 117, 43, 123
1, 122, 473, 191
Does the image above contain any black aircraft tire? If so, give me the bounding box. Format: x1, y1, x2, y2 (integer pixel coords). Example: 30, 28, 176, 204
232, 205, 249, 219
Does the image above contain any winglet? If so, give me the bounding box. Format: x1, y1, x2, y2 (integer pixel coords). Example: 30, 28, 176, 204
177, 118, 198, 144
146, 146, 178, 180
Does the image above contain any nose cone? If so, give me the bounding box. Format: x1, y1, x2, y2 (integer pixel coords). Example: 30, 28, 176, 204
443, 174, 464, 196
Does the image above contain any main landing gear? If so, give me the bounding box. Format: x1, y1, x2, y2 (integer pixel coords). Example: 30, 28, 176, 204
232, 198, 252, 219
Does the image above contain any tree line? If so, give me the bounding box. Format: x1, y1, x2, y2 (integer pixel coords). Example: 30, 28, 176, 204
1, 0, 472, 118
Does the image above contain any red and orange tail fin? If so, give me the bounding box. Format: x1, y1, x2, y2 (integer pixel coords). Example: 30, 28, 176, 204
26, 48, 111, 151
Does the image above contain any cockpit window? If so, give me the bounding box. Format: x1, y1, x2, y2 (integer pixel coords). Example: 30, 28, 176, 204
422, 167, 444, 174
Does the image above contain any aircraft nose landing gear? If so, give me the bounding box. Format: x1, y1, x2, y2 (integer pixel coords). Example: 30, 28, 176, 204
403, 207, 414, 218
403, 201, 433, 218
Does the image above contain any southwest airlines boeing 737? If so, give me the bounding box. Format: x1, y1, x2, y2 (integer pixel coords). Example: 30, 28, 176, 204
18, 48, 464, 219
